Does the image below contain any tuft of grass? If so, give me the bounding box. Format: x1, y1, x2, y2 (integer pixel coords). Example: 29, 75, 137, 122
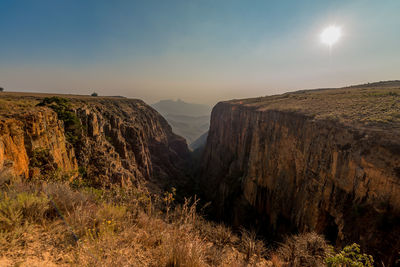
239, 228, 267, 261
275, 232, 333, 267
0, 195, 23, 232
165, 234, 206, 267
0, 191, 50, 232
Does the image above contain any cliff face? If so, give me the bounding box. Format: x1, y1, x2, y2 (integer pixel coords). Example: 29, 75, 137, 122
0, 108, 77, 180
75, 98, 190, 188
200, 86, 400, 264
0, 94, 190, 189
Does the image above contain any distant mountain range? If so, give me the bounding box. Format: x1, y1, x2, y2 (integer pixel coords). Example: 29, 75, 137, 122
152, 99, 211, 117
151, 99, 211, 148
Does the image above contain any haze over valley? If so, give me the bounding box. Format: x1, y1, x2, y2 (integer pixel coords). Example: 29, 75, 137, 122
151, 99, 211, 148
0, 0, 400, 266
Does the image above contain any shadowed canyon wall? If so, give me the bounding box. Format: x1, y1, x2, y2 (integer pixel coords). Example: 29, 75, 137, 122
200, 99, 400, 264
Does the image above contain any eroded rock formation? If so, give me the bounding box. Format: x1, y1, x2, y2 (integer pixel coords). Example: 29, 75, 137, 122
0, 108, 77, 180
0, 94, 190, 190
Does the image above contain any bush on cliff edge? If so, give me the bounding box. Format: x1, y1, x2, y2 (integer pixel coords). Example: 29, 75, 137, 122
37, 97, 83, 146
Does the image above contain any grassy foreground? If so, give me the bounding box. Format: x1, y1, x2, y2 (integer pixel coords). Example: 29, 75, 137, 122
0, 176, 373, 266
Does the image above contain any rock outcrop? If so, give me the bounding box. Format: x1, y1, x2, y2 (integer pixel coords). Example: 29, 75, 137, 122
200, 84, 400, 265
0, 94, 190, 190
0, 108, 77, 180
74, 98, 190, 188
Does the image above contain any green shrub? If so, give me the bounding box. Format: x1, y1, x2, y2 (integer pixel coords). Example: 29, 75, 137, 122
325, 243, 374, 267
30, 148, 52, 168
78, 166, 87, 178
37, 97, 83, 146
29, 148, 71, 181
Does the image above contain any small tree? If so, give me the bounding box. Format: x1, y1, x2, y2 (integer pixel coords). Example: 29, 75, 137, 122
0, 87, 4, 92
91, 92, 98, 97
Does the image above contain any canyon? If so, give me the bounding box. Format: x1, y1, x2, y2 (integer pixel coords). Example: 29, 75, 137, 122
200, 82, 400, 265
0, 82, 399, 265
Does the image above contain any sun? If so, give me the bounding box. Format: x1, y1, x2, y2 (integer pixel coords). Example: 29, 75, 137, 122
320, 25, 341, 47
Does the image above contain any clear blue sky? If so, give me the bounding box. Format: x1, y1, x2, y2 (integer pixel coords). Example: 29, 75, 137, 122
0, 0, 399, 104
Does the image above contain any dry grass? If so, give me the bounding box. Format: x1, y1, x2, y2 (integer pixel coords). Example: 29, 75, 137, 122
239, 228, 267, 261
0, 178, 366, 267
0, 179, 271, 266
229, 82, 400, 130
273, 232, 333, 267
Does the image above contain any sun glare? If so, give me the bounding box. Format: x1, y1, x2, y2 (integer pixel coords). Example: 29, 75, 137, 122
320, 25, 341, 47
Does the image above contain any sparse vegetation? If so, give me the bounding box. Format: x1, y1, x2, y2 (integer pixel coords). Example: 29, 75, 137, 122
91, 92, 98, 97
78, 166, 87, 178
273, 232, 334, 267
239, 228, 267, 261
37, 97, 83, 146
0, 177, 374, 266
0, 179, 271, 266
29, 148, 64, 181
234, 85, 400, 127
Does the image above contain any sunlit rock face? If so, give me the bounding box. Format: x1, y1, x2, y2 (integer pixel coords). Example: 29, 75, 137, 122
0, 109, 77, 179
0, 95, 190, 190
200, 88, 400, 265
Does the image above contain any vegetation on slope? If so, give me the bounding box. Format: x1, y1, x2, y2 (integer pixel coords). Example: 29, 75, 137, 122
0, 171, 374, 266
0, 178, 266, 266
37, 97, 83, 146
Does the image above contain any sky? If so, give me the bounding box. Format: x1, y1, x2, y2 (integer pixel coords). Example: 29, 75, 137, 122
0, 0, 399, 105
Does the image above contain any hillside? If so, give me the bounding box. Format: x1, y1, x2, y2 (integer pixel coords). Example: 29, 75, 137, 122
190, 131, 208, 151
152, 99, 211, 117
151, 99, 211, 146
200, 82, 400, 265
0, 92, 190, 190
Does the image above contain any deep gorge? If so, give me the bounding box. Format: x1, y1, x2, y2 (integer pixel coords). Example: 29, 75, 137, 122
198, 90, 400, 265
0, 86, 399, 265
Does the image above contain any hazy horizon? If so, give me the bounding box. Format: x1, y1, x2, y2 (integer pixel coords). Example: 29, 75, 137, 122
1, 0, 399, 105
